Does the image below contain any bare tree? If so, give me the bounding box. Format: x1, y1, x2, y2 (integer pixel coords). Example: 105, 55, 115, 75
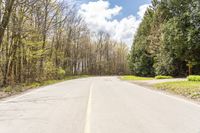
0, 0, 130, 87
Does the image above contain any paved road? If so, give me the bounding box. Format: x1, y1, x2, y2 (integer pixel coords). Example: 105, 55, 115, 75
0, 77, 200, 133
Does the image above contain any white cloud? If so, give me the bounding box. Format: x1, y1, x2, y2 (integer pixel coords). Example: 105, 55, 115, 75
137, 4, 150, 18
79, 0, 150, 47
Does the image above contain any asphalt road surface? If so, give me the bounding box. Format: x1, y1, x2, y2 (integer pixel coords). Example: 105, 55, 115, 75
0, 77, 200, 133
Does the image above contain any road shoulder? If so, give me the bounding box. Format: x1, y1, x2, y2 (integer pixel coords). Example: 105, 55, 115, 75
124, 78, 200, 105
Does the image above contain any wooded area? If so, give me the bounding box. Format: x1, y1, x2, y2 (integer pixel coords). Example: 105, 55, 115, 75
0, 0, 129, 87
130, 0, 200, 77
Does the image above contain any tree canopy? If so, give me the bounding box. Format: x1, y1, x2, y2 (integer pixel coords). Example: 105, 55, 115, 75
0, 0, 129, 87
129, 0, 200, 77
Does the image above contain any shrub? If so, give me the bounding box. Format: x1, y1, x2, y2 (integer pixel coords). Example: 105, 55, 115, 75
43, 62, 66, 80
56, 67, 66, 79
26, 82, 41, 89
3, 85, 23, 94
3, 86, 13, 93
43, 62, 57, 80
155, 75, 173, 79
187, 75, 200, 81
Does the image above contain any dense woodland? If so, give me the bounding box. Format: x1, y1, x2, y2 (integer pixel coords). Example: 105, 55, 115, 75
0, 0, 129, 87
130, 0, 200, 77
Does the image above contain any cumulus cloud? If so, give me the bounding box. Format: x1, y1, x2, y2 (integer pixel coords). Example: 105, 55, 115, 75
137, 4, 150, 18
79, 0, 150, 47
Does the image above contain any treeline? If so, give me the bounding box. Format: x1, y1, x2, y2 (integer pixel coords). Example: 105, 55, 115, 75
0, 0, 129, 87
130, 0, 200, 77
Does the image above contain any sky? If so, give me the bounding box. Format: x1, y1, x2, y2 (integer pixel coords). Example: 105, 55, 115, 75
77, 0, 151, 47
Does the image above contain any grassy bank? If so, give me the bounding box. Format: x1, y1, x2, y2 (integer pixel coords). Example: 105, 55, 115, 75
0, 75, 89, 99
121, 75, 153, 80
155, 75, 173, 79
154, 81, 200, 100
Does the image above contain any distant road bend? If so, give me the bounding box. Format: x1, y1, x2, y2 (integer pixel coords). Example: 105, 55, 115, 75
0, 77, 200, 133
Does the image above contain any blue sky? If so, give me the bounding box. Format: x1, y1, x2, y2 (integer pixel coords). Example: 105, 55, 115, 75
79, 0, 151, 19
104, 0, 151, 19
78, 0, 151, 47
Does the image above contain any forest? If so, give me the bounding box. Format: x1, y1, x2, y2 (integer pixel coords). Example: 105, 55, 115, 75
0, 0, 129, 87
130, 0, 200, 77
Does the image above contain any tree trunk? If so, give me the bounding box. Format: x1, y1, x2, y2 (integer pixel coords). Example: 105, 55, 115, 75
0, 0, 15, 46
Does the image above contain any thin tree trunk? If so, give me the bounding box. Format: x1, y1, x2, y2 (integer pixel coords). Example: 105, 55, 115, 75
0, 0, 15, 46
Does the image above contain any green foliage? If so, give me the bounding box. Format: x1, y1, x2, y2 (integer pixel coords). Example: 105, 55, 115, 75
121, 75, 153, 80
3, 86, 13, 93
40, 80, 59, 86
56, 67, 66, 79
187, 75, 200, 82
3, 85, 23, 94
155, 75, 173, 79
154, 81, 200, 99
43, 61, 57, 80
0, 0, 130, 88
26, 82, 41, 89
129, 8, 155, 77
129, 0, 200, 77
130, 52, 154, 77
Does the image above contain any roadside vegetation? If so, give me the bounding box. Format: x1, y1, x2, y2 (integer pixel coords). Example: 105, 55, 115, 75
0, 0, 129, 91
121, 75, 173, 80
122, 75, 200, 101
127, 0, 200, 102
154, 81, 200, 100
155, 76, 173, 79
154, 75, 200, 101
187, 75, 200, 81
129, 0, 200, 77
121, 75, 153, 80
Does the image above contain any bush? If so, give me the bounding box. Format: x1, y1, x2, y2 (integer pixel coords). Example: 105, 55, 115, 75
43, 62, 66, 80
3, 86, 13, 93
26, 82, 41, 89
155, 75, 173, 79
43, 62, 57, 80
3, 85, 23, 94
187, 75, 200, 81
56, 67, 66, 79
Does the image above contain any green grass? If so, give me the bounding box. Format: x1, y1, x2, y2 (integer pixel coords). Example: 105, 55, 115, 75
154, 81, 200, 99
187, 75, 200, 81
155, 75, 173, 79
121, 75, 153, 80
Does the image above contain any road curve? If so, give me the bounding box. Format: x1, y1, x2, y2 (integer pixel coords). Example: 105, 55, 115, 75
0, 77, 200, 133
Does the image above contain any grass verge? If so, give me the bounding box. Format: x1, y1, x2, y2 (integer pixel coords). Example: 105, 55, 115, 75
121, 75, 153, 80
154, 81, 200, 100
187, 75, 200, 81
155, 75, 173, 79
0, 75, 89, 98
